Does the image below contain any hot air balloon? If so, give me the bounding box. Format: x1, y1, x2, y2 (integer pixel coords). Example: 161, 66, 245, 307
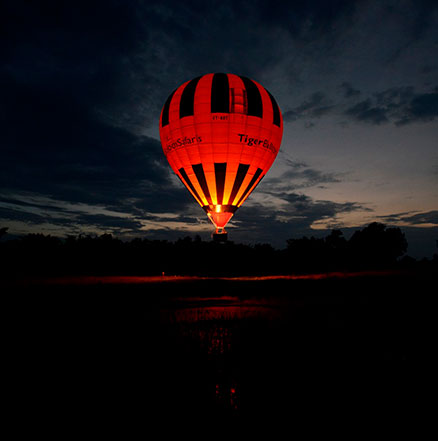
159, 73, 283, 240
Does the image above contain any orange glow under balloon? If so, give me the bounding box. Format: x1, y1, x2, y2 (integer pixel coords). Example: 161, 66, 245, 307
159, 73, 283, 232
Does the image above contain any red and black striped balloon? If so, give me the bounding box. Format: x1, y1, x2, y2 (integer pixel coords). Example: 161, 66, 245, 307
159, 73, 283, 232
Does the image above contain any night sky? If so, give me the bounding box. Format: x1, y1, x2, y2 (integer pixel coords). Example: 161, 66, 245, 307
1, 0, 437, 258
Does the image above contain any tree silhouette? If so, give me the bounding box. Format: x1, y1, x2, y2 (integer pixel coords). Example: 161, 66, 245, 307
348, 222, 407, 269
0, 222, 432, 278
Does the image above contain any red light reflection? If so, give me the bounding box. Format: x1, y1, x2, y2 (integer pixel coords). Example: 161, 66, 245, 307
17, 270, 402, 287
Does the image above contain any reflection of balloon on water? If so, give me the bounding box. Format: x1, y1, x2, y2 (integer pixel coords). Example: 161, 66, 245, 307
159, 73, 283, 240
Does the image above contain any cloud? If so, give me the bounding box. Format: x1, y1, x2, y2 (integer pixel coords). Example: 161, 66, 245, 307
403, 92, 438, 124
344, 99, 389, 125
0, 66, 198, 235
339, 82, 361, 98
275, 192, 369, 220
376, 210, 438, 227
0, 190, 207, 238
0, 64, 195, 216
229, 190, 371, 246
283, 84, 438, 126
421, 65, 437, 74
283, 92, 335, 124
401, 211, 438, 225
254, 0, 357, 41
1, 0, 156, 134
265, 160, 347, 191
344, 86, 438, 125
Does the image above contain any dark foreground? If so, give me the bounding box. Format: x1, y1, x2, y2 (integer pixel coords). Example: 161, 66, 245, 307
6, 271, 435, 431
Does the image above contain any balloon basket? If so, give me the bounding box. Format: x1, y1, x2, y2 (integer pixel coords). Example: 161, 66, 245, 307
212, 228, 228, 243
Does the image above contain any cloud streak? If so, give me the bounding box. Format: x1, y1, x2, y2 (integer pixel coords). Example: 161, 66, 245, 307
376, 210, 438, 227
283, 92, 335, 123
264, 160, 347, 192
344, 87, 438, 126
283, 84, 438, 127
0, 191, 211, 238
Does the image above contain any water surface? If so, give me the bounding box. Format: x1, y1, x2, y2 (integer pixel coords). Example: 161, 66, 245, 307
10, 272, 432, 426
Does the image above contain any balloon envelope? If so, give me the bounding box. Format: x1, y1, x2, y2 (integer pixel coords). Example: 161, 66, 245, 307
159, 73, 283, 233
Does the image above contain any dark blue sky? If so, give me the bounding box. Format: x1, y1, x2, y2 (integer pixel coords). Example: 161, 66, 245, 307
1, 0, 437, 257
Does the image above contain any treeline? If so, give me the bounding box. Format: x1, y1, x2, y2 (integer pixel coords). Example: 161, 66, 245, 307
0, 222, 436, 277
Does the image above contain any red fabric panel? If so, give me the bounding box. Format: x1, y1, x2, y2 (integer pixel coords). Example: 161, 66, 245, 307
159, 73, 283, 230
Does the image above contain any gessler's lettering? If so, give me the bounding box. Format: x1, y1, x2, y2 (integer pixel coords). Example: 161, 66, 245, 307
237, 133, 277, 153
166, 136, 202, 152
165, 133, 277, 154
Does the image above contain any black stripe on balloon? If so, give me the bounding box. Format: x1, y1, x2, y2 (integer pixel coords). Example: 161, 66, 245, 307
236, 168, 263, 206
228, 163, 250, 205
192, 163, 213, 205
267, 90, 281, 127
211, 73, 230, 113
239, 76, 263, 118
161, 89, 176, 127
178, 168, 203, 205
214, 163, 227, 205
179, 76, 202, 118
